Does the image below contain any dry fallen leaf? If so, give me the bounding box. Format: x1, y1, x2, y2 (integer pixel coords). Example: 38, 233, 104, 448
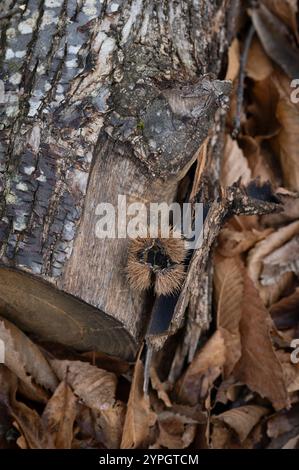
263, 0, 299, 41
50, 359, 117, 411
214, 256, 243, 377
221, 136, 251, 187
250, 4, 299, 79
260, 235, 299, 284
275, 87, 299, 191
270, 287, 299, 330
246, 36, 273, 81
76, 400, 126, 449
0, 317, 58, 403
275, 350, 299, 394
245, 76, 280, 139
96, 401, 126, 449
211, 405, 269, 448
266, 404, 299, 448
121, 359, 156, 449
247, 220, 299, 304
233, 274, 289, 411
42, 381, 77, 449
175, 330, 226, 405
150, 366, 172, 408
217, 225, 272, 257
151, 411, 198, 449
11, 400, 54, 449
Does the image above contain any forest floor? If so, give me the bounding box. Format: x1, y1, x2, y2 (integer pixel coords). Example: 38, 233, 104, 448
1, 1, 299, 450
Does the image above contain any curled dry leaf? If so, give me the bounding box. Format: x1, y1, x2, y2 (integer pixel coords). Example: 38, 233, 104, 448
175, 330, 226, 405
150, 367, 172, 408
214, 257, 243, 377
76, 401, 126, 449
3, 374, 77, 449
220, 136, 251, 187
42, 381, 77, 449
121, 359, 156, 449
260, 235, 299, 285
266, 404, 299, 448
245, 76, 280, 140
263, 0, 299, 41
215, 377, 242, 405
246, 36, 273, 81
151, 411, 198, 449
274, 87, 299, 192
50, 359, 117, 411
0, 317, 58, 403
270, 69, 299, 192
11, 400, 54, 449
250, 3, 299, 79
212, 405, 269, 448
270, 287, 299, 330
275, 350, 299, 394
262, 189, 299, 226
96, 401, 126, 449
240, 136, 278, 184
247, 220, 299, 305
233, 274, 289, 411
282, 434, 299, 449
217, 225, 272, 257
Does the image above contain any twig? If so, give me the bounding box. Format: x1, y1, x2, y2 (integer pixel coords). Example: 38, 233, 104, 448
232, 23, 255, 138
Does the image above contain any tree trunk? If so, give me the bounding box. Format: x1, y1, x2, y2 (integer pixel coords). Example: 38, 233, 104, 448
0, 0, 239, 360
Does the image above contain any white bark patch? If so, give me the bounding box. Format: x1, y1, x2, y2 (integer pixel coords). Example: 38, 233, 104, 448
110, 3, 120, 13
15, 50, 26, 58
6, 93, 18, 104
28, 98, 42, 117
13, 214, 27, 232
6, 27, 16, 39
18, 13, 39, 34
6, 105, 19, 118
37, 64, 46, 74
45, 0, 64, 7
121, 0, 143, 45
44, 81, 52, 91
56, 84, 64, 94
66, 59, 77, 68
16, 182, 28, 191
6, 49, 26, 59
24, 166, 36, 175
139, 4, 152, 40
5, 49, 15, 60
82, 0, 98, 17
28, 125, 41, 153
0, 81, 5, 104
6, 193, 17, 205
54, 94, 64, 104
41, 10, 57, 29
9, 73, 22, 85
37, 172, 47, 182
69, 45, 81, 54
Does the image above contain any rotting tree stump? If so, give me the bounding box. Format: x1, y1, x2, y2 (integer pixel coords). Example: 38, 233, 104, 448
0, 0, 240, 360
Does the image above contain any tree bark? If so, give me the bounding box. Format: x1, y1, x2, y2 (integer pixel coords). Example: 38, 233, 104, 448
0, 0, 239, 360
